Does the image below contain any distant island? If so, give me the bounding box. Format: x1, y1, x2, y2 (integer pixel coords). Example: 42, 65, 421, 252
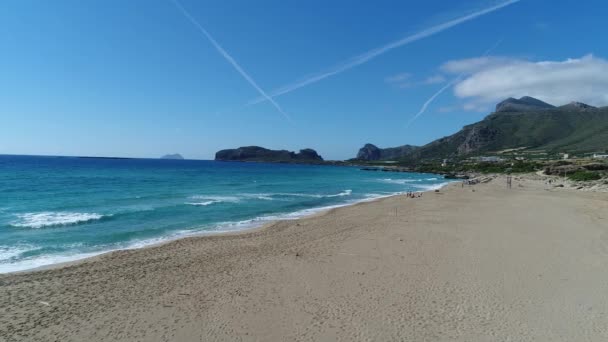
215, 146, 323, 163
161, 153, 184, 160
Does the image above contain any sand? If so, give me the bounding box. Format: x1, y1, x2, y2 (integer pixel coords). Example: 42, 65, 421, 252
1, 175, 608, 341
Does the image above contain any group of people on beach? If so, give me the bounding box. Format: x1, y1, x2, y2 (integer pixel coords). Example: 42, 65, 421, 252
406, 192, 422, 198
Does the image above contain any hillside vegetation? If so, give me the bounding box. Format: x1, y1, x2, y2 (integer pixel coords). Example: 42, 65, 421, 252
356, 97, 608, 162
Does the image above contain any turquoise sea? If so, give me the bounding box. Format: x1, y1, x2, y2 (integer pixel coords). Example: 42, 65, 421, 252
0, 155, 449, 273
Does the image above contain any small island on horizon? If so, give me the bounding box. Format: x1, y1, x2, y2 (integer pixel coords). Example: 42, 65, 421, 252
160, 153, 184, 160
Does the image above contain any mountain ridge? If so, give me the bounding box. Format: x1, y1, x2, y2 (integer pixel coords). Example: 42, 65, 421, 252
356, 97, 608, 162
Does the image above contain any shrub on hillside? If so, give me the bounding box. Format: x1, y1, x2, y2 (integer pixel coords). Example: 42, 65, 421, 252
567, 171, 602, 181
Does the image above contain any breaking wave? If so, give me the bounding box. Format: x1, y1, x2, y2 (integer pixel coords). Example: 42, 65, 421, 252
10, 212, 106, 229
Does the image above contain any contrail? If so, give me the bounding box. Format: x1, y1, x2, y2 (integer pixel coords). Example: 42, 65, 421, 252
170, 0, 291, 120
405, 39, 504, 128
405, 77, 465, 128
249, 0, 521, 106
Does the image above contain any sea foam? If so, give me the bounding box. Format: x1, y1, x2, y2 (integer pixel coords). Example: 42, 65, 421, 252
187, 190, 352, 206
11, 212, 105, 229
379, 178, 417, 184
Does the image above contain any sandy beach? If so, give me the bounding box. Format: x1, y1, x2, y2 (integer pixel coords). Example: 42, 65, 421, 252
1, 175, 607, 341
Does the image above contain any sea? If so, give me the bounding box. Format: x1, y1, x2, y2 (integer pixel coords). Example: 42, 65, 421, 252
0, 155, 450, 273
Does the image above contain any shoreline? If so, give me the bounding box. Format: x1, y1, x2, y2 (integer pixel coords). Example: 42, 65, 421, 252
2, 174, 608, 341
4, 180, 453, 275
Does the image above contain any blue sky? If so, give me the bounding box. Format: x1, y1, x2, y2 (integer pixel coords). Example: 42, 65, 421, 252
1, 0, 607, 160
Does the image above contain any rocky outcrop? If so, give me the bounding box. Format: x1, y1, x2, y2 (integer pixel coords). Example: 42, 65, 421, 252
495, 96, 555, 113
456, 125, 500, 155
356, 144, 382, 160
296, 148, 323, 161
356, 143, 419, 161
161, 153, 184, 160
215, 146, 323, 163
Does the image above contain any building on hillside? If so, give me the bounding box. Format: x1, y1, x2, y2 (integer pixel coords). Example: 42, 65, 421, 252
593, 153, 608, 159
473, 156, 504, 163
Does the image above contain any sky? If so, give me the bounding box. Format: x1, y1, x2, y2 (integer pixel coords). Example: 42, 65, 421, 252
1, 0, 608, 160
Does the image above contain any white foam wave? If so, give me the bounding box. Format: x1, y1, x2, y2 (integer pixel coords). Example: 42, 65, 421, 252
379, 178, 417, 184
188, 191, 353, 205
190, 195, 241, 202
0, 250, 105, 274
186, 201, 220, 206
0, 245, 36, 262
252, 195, 274, 200
325, 189, 352, 197
10, 212, 106, 229
270, 190, 352, 198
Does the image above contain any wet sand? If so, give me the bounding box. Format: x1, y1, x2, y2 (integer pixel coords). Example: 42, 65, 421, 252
1, 175, 607, 341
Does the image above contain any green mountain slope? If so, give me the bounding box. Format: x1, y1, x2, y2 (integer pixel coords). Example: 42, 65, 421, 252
356, 97, 608, 162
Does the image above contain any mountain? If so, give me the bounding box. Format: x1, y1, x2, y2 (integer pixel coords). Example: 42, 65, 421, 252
161, 153, 184, 160
356, 97, 608, 162
495, 96, 555, 113
215, 146, 323, 163
558, 101, 597, 111
356, 143, 419, 161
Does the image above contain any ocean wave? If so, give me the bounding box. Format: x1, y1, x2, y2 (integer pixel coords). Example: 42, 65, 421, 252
10, 212, 106, 229
190, 195, 241, 202
0, 250, 105, 274
186, 195, 241, 206
186, 201, 220, 206
378, 178, 417, 184
187, 191, 352, 206
0, 245, 37, 263
250, 194, 274, 200
327, 189, 352, 197
269, 190, 352, 198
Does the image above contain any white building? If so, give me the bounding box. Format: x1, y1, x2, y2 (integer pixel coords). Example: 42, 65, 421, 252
474, 156, 504, 163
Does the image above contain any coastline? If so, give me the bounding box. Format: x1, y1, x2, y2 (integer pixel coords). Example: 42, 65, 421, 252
2, 174, 607, 341
9, 179, 453, 275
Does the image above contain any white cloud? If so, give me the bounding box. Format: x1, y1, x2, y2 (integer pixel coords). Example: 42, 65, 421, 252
424, 74, 447, 84
442, 54, 608, 107
385, 72, 447, 89
385, 72, 411, 83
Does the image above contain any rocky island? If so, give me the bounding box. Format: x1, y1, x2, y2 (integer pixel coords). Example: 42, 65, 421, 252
160, 153, 184, 160
215, 146, 323, 163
